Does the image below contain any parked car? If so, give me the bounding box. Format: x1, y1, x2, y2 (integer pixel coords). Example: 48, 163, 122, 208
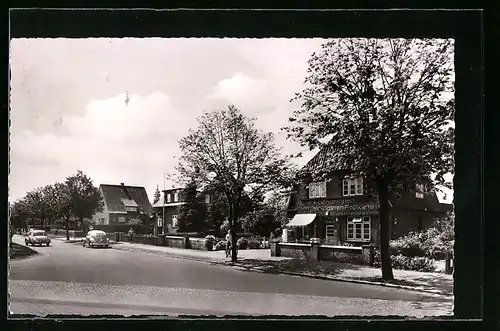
82, 230, 110, 248
25, 229, 51, 246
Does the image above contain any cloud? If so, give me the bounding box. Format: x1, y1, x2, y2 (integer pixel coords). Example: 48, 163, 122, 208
9, 92, 193, 200
207, 72, 276, 115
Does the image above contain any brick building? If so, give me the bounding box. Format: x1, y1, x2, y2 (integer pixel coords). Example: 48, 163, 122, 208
152, 187, 211, 235
92, 183, 152, 226
285, 146, 453, 246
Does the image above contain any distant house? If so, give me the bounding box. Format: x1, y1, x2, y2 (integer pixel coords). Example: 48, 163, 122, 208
152, 187, 211, 235
92, 183, 152, 226
285, 146, 453, 246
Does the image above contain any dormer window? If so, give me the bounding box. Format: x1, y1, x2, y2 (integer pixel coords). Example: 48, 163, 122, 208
343, 177, 363, 196
416, 184, 425, 199
174, 191, 179, 202
166, 193, 172, 203
309, 181, 327, 199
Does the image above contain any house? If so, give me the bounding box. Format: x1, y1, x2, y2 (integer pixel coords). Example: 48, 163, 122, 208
152, 187, 211, 235
285, 146, 453, 246
92, 183, 152, 226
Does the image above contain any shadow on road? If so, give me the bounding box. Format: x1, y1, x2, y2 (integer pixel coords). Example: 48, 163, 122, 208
217, 258, 362, 276
9, 243, 39, 260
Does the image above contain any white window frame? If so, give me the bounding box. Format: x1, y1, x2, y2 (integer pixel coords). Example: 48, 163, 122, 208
342, 177, 364, 196
309, 181, 327, 199
125, 206, 137, 212
118, 216, 126, 223
415, 183, 425, 199
346, 216, 371, 241
166, 193, 172, 203
174, 191, 179, 202
325, 224, 336, 239
172, 215, 179, 228
157, 217, 163, 227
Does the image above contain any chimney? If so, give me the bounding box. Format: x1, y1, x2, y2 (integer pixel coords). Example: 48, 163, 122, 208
121, 183, 125, 186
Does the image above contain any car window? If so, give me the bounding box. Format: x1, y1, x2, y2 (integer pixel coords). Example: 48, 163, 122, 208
33, 231, 46, 236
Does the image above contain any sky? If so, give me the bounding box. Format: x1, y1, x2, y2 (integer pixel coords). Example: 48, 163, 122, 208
9, 38, 454, 204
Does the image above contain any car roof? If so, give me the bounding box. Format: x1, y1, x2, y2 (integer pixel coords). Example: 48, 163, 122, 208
88, 230, 106, 234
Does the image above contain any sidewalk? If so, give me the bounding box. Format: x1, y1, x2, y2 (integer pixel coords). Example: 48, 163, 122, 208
110, 241, 453, 297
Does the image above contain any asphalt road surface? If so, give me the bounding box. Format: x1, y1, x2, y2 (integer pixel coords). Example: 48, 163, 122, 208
9, 235, 452, 317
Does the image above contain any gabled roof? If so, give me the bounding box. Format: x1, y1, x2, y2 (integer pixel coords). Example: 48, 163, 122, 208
301, 144, 341, 174
100, 184, 152, 215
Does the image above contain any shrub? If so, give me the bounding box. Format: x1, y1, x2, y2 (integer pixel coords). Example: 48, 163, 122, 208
391, 255, 437, 272
204, 235, 216, 251
214, 240, 227, 251
237, 237, 248, 249
373, 249, 437, 272
247, 237, 262, 249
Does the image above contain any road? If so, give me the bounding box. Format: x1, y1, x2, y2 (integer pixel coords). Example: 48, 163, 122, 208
9, 235, 452, 317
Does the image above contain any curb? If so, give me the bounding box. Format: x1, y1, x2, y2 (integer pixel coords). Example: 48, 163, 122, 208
112, 245, 451, 298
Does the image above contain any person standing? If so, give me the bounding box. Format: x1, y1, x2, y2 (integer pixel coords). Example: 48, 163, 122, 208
225, 230, 233, 258
128, 228, 134, 242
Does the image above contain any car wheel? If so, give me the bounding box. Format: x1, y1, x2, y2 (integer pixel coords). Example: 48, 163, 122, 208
46, 243, 50, 247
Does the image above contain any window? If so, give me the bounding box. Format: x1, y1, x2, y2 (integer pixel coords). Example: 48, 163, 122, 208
174, 191, 179, 202
346, 216, 371, 241
416, 184, 425, 199
125, 206, 137, 212
157, 217, 163, 227
325, 225, 336, 239
118, 216, 126, 223
172, 215, 179, 228
166, 193, 172, 203
309, 181, 327, 198
342, 177, 363, 196
205, 194, 211, 204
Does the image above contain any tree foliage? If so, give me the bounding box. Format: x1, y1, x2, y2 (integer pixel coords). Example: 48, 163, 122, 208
241, 191, 289, 237
9, 170, 104, 240
284, 38, 454, 280
177, 181, 209, 233
177, 105, 295, 261
153, 185, 161, 204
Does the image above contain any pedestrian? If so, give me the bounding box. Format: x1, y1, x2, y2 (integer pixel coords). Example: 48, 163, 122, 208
128, 228, 134, 242
225, 230, 232, 258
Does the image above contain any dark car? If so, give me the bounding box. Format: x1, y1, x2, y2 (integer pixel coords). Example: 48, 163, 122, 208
25, 229, 51, 246
82, 230, 110, 248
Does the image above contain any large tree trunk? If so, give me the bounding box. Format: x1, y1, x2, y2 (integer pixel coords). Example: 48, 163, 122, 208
376, 180, 394, 281
65, 217, 70, 240
231, 222, 238, 262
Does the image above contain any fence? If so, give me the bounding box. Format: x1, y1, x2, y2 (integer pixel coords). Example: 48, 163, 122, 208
271, 240, 374, 266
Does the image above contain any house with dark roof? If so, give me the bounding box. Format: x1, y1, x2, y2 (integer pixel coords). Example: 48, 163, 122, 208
285, 146, 453, 246
92, 183, 152, 226
151, 187, 211, 235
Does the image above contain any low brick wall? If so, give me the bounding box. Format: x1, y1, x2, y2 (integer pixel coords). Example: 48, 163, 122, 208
319, 245, 367, 265
279, 243, 317, 260
273, 241, 374, 266
164, 235, 186, 249
130, 234, 158, 246
188, 237, 207, 250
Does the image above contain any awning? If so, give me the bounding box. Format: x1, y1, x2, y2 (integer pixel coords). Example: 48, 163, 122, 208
286, 214, 317, 227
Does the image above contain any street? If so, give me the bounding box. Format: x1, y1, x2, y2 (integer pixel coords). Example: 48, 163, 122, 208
9, 235, 452, 317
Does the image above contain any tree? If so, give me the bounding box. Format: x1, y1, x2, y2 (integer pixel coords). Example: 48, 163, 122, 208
9, 198, 30, 231
153, 185, 161, 204
177, 181, 209, 233
23, 185, 59, 229
53, 182, 75, 240
241, 191, 288, 237
59, 170, 104, 237
177, 105, 295, 261
284, 38, 454, 280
